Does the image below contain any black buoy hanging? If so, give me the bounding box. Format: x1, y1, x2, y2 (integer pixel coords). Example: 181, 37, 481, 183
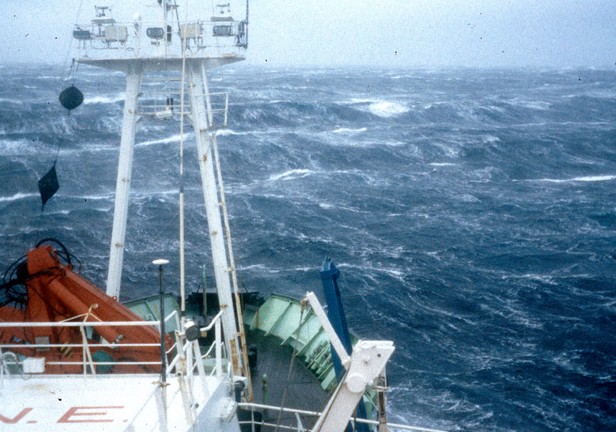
38, 162, 60, 209
59, 85, 84, 111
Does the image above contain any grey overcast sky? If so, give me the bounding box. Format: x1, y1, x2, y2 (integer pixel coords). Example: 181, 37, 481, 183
2, 0, 615, 68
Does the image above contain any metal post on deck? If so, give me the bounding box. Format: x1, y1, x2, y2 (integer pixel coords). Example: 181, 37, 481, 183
153, 259, 170, 384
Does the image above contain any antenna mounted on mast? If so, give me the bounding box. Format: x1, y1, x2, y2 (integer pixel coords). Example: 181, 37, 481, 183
95, 5, 110, 17
217, 3, 231, 14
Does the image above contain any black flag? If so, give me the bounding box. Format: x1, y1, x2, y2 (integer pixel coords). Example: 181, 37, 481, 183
38, 163, 60, 208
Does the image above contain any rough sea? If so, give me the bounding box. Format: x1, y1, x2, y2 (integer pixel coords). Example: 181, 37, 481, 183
1, 63, 615, 431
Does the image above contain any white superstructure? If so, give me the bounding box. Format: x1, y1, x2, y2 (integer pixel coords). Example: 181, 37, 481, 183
71, 0, 249, 383
1, 314, 240, 432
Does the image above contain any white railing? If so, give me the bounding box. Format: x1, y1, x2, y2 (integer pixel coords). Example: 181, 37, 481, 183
237, 403, 448, 432
0, 309, 228, 380
197, 310, 226, 377
72, 19, 247, 62
0, 319, 163, 377
138, 90, 229, 128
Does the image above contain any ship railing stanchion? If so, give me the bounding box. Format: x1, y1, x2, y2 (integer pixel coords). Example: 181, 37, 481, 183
215, 317, 223, 377
153, 258, 170, 385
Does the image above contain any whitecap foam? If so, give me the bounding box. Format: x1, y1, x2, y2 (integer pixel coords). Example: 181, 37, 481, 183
483, 135, 501, 144
137, 134, 186, 147
216, 129, 239, 136
74, 193, 114, 202
459, 194, 480, 203
43, 209, 71, 216
343, 98, 410, 118
237, 263, 271, 272
429, 162, 457, 167
84, 94, 125, 105
319, 202, 364, 213
268, 169, 314, 181
539, 175, 616, 183
347, 98, 376, 104
508, 98, 551, 111
0, 139, 41, 155
332, 127, 367, 135
0, 98, 24, 105
367, 101, 410, 118
0, 192, 37, 203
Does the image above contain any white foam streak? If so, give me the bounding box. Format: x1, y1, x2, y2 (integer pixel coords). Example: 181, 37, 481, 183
0, 98, 23, 105
332, 127, 367, 135
216, 129, 238, 136
539, 175, 616, 183
84, 94, 125, 105
0, 192, 37, 202
0, 139, 34, 155
344, 98, 410, 118
429, 162, 457, 167
137, 134, 185, 147
75, 193, 114, 201
268, 169, 314, 181
368, 101, 410, 118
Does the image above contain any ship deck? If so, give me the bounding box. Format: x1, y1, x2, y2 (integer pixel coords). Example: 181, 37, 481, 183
248, 329, 329, 428
0, 373, 224, 431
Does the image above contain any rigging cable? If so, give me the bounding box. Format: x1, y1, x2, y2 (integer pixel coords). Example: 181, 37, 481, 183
63, 0, 85, 82
178, 0, 189, 316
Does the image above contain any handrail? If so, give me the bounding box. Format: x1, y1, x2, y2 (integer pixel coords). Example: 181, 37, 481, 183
238, 402, 448, 432
166, 310, 226, 377
138, 91, 228, 127
238, 402, 321, 418
202, 310, 225, 377
0, 319, 164, 377
72, 18, 247, 62
0, 311, 231, 381
0, 343, 160, 349
165, 309, 180, 331
0, 321, 160, 328
200, 310, 225, 333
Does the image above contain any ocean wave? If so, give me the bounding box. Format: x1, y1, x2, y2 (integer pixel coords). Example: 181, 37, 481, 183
0, 192, 37, 202
500, 98, 552, 111
268, 169, 314, 181
66, 193, 114, 202
0, 139, 42, 155
332, 127, 367, 134
318, 202, 364, 213
216, 129, 240, 136
342, 98, 410, 118
368, 101, 410, 118
137, 134, 187, 147
516, 273, 558, 286
429, 162, 457, 167
4, 65, 616, 432
482, 135, 501, 143
538, 175, 616, 183
84, 94, 125, 105
0, 98, 24, 105
237, 263, 314, 274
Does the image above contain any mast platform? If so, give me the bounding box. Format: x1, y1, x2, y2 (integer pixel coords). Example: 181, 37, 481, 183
72, 2, 247, 72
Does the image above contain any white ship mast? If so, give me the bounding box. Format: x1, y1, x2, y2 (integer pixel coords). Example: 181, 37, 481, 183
0, 3, 444, 431
72, 0, 250, 382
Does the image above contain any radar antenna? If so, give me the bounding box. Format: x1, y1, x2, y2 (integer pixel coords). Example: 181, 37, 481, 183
94, 5, 110, 17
